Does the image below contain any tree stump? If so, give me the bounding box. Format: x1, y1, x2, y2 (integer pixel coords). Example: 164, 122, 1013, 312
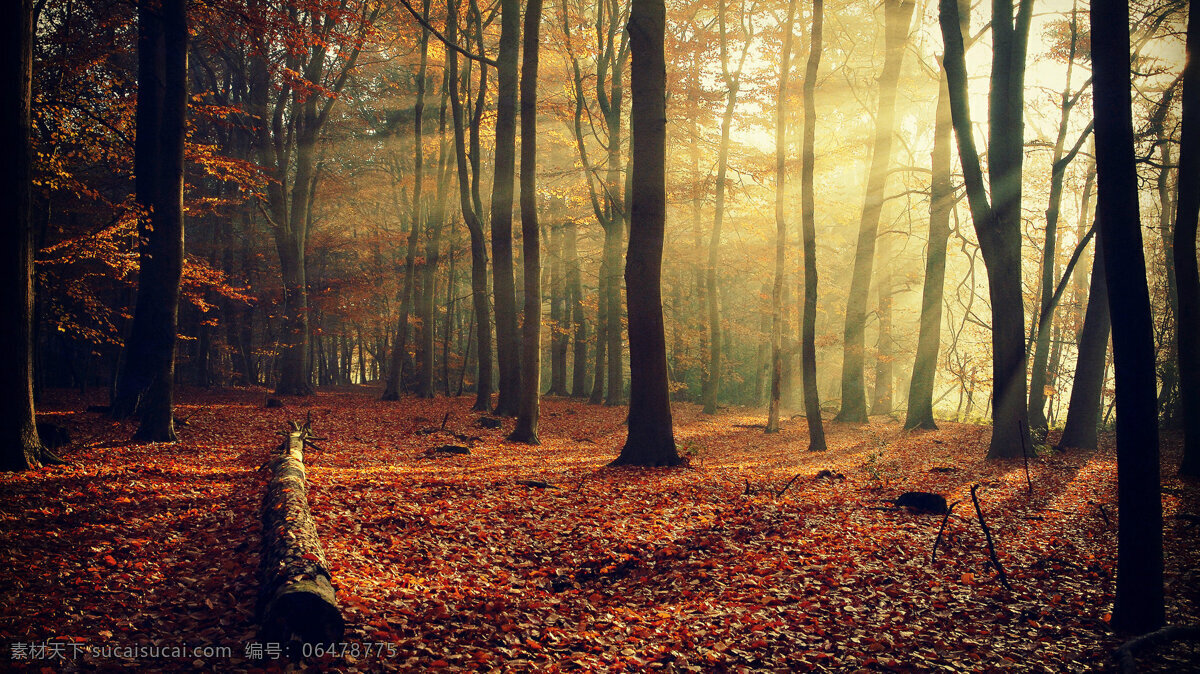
258, 423, 343, 644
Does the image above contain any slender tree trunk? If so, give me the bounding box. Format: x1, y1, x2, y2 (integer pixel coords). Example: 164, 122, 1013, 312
939, 0, 1033, 459
447, 0, 493, 411
767, 0, 798, 434
871, 233, 894, 415
112, 0, 187, 441
549, 221, 569, 395
612, 0, 681, 467
567, 218, 588, 397
1030, 13, 1087, 433
1176, 2, 1200, 476
905, 51, 957, 430
1, 0, 50, 470
800, 0, 827, 452
1092, 0, 1164, 634
510, 0, 543, 444
590, 266, 608, 404
836, 0, 914, 422
418, 86, 451, 399
491, 0, 522, 416
384, 2, 432, 401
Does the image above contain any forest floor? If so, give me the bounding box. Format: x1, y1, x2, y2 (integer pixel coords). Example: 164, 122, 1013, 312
1, 386, 1199, 672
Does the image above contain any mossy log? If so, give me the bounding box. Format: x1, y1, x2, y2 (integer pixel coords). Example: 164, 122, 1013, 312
258, 423, 343, 644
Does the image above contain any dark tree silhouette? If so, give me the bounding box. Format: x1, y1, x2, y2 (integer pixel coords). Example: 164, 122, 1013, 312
799, 0, 827, 452
612, 0, 682, 468
509, 0, 544, 444
1057, 237, 1109, 451
490, 0, 522, 417
111, 0, 187, 442
1176, 1, 1200, 476
1, 0, 55, 470
1092, 0, 1164, 635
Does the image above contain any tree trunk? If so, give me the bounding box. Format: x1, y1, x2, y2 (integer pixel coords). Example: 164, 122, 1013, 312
509, 0, 542, 444
1092, 0, 1164, 634
567, 218, 589, 397
767, 0, 798, 434
612, 0, 681, 468
259, 425, 343, 643
1029, 13, 1087, 433
447, 0, 493, 411
800, 0, 827, 452
836, 0, 914, 423
589, 266, 608, 404
1176, 3, 1200, 476
938, 0, 1033, 459
548, 221, 567, 395
112, 0, 187, 441
905, 49, 957, 430
871, 234, 894, 415
490, 0, 522, 417
384, 2, 432, 401
604, 224, 625, 406
1058, 244, 1110, 451
0, 0, 50, 471
418, 83, 452, 399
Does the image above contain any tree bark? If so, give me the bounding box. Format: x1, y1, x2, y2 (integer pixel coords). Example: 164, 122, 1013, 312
567, 218, 589, 397
836, 0, 914, 422
112, 0, 187, 442
612, 0, 681, 467
1058, 239, 1109, 451
447, 0, 494, 411
800, 0, 827, 452
1092, 0, 1164, 634
905, 46, 957, 430
0, 0, 50, 471
509, 0, 543, 444
938, 0, 1033, 459
1176, 2, 1200, 476
490, 0, 522, 417
767, 0, 798, 434
259, 425, 343, 643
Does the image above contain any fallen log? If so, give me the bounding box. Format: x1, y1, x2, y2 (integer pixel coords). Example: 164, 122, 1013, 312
258, 421, 343, 645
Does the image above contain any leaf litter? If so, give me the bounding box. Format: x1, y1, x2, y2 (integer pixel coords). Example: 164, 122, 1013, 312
1, 387, 1198, 672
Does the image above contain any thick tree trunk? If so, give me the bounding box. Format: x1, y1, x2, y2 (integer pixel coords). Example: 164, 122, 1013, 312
491, 0, 522, 417
612, 0, 681, 468
836, 0, 914, 423
767, 0, 798, 434
259, 425, 343, 643
0, 0, 49, 471
1058, 241, 1109, 451
446, 0, 493, 411
905, 56, 956, 430
509, 0, 543, 444
1176, 4, 1200, 476
112, 0, 187, 441
800, 0, 827, 452
1092, 0, 1164, 634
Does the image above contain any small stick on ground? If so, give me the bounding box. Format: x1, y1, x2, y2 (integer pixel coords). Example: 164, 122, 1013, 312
931, 500, 962, 564
970, 484, 1012, 590
776, 473, 802, 497
1018, 420, 1033, 497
